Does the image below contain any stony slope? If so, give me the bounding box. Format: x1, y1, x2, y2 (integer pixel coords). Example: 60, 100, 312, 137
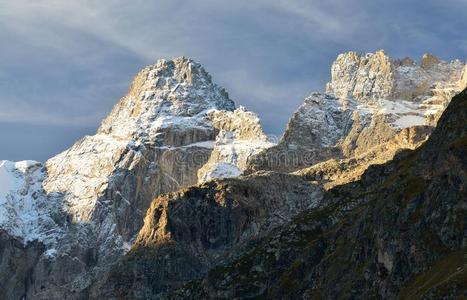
295, 125, 432, 189
168, 88, 467, 300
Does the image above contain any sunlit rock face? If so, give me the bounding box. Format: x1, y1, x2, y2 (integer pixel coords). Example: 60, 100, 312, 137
326, 50, 464, 105
247, 51, 465, 175
0, 57, 273, 299
198, 107, 274, 183
459, 63, 467, 90
326, 50, 394, 100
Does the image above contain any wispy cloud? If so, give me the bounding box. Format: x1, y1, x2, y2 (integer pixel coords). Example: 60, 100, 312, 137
0, 0, 465, 160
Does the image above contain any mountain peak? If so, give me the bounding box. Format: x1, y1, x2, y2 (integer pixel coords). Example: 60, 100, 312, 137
152, 56, 213, 86
98, 57, 235, 140
326, 50, 465, 104
0, 50, 465, 299
248, 51, 465, 174
326, 50, 394, 100
421, 52, 441, 68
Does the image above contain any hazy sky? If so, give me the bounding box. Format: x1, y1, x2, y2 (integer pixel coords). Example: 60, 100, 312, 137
0, 0, 466, 161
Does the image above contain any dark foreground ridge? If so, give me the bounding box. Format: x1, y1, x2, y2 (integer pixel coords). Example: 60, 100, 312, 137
88, 172, 323, 299
167, 88, 466, 299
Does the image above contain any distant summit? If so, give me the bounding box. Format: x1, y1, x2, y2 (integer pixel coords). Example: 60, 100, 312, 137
247, 50, 466, 174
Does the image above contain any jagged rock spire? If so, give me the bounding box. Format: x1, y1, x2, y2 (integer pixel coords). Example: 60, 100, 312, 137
326, 50, 465, 103
98, 56, 235, 141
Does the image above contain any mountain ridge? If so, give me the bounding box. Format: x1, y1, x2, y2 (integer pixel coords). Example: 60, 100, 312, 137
0, 56, 273, 299
166, 87, 467, 300
247, 50, 466, 176
0, 51, 465, 299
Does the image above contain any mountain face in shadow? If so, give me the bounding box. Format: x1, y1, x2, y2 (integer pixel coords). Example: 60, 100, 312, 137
165, 88, 466, 299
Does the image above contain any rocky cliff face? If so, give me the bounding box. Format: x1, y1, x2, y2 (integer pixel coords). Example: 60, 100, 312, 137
247, 51, 465, 176
326, 51, 464, 105
326, 50, 394, 100
0, 231, 45, 300
246, 93, 353, 173
296, 125, 432, 189
168, 88, 467, 300
89, 172, 322, 299
460, 64, 467, 90
0, 57, 272, 299
198, 107, 274, 183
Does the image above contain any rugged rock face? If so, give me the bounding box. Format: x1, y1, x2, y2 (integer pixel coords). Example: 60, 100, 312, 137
460, 64, 467, 90
326, 50, 394, 100
0, 231, 45, 300
0, 57, 272, 299
89, 172, 322, 299
0, 51, 464, 300
326, 50, 464, 105
246, 93, 352, 173
169, 88, 467, 300
296, 125, 432, 189
247, 51, 465, 174
198, 107, 274, 182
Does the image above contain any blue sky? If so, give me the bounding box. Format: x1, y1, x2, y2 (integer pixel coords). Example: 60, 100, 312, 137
0, 0, 466, 161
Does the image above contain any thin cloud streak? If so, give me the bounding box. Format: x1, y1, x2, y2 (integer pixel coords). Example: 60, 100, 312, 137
0, 0, 465, 160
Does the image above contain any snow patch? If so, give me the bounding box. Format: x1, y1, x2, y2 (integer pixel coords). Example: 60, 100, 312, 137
0, 160, 61, 245
200, 162, 242, 182
393, 115, 426, 128
182, 140, 215, 149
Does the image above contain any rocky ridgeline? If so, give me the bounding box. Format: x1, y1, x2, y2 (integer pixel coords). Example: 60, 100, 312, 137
0, 51, 465, 300
89, 88, 467, 300
247, 50, 466, 178
169, 88, 467, 299
0, 57, 272, 299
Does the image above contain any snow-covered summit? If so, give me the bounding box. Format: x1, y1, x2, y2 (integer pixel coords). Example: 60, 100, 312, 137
0, 56, 274, 297
98, 56, 235, 143
325, 50, 465, 128
247, 51, 465, 173
44, 57, 250, 220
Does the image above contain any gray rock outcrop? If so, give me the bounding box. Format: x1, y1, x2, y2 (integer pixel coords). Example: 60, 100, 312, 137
90, 172, 323, 299
247, 51, 466, 176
